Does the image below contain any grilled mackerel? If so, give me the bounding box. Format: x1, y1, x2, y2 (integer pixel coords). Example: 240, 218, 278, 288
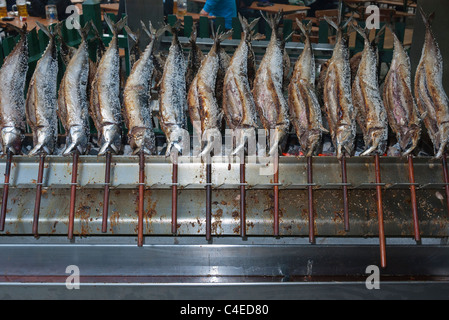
222, 15, 260, 155
124, 22, 164, 155
352, 25, 388, 156
188, 29, 232, 155
58, 22, 91, 156
0, 24, 28, 155
25, 22, 58, 156
288, 19, 324, 157
158, 21, 188, 156
252, 12, 290, 155
90, 15, 128, 156
322, 17, 355, 159
383, 27, 421, 156
185, 23, 204, 93
414, 9, 449, 159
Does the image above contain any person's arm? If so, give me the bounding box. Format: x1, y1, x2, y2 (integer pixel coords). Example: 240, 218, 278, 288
200, 0, 219, 15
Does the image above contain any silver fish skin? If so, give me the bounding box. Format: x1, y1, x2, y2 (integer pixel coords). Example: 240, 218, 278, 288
25, 22, 58, 156
252, 12, 290, 155
288, 20, 324, 157
58, 22, 91, 156
188, 29, 232, 156
322, 17, 356, 159
123, 22, 164, 155
90, 15, 128, 156
0, 24, 29, 155
383, 27, 421, 157
158, 21, 188, 156
222, 15, 260, 155
414, 9, 449, 159
352, 26, 388, 156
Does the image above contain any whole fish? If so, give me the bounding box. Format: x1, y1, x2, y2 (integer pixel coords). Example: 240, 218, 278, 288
383, 27, 421, 156
185, 23, 204, 93
25, 22, 58, 156
58, 22, 91, 156
158, 21, 188, 156
90, 15, 128, 156
322, 17, 356, 159
188, 28, 232, 156
288, 19, 325, 157
414, 8, 449, 159
0, 24, 28, 155
124, 21, 165, 155
252, 11, 290, 155
222, 15, 260, 154
352, 25, 388, 156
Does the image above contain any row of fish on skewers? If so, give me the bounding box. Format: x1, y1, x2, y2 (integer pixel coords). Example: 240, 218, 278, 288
0, 8, 446, 164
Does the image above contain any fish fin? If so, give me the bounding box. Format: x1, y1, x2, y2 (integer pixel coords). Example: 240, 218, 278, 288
323, 16, 339, 31
36, 20, 55, 39
373, 24, 386, 45
124, 25, 139, 44
419, 7, 435, 28
105, 14, 128, 36
78, 21, 91, 40
166, 19, 182, 35
295, 18, 309, 38
5, 22, 27, 36
352, 23, 369, 41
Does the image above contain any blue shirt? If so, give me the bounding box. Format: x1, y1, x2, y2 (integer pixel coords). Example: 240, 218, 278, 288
203, 0, 237, 30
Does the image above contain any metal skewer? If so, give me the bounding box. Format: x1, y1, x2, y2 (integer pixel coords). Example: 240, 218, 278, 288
171, 150, 178, 235
206, 160, 212, 241
101, 151, 112, 233
307, 156, 315, 244
273, 153, 280, 237
374, 153, 387, 268
32, 153, 46, 237
407, 154, 420, 242
68, 151, 79, 240
0, 150, 13, 231
341, 153, 350, 231
137, 150, 145, 247
240, 154, 246, 238
442, 154, 449, 216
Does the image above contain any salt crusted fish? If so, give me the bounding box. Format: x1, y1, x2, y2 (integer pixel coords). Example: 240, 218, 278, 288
158, 21, 189, 156
383, 26, 421, 156
288, 19, 325, 157
123, 21, 165, 155
89, 15, 128, 156
0, 24, 28, 155
222, 15, 260, 155
185, 22, 204, 93
322, 17, 356, 159
25, 22, 58, 156
252, 11, 290, 156
352, 25, 388, 156
58, 22, 91, 156
188, 28, 232, 156
414, 8, 449, 159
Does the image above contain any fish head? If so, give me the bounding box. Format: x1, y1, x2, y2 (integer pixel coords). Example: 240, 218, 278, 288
130, 128, 156, 156
62, 125, 89, 156
401, 125, 421, 156
336, 126, 355, 158
1, 127, 23, 155
361, 129, 388, 156
28, 127, 57, 156
165, 127, 190, 157
98, 124, 122, 156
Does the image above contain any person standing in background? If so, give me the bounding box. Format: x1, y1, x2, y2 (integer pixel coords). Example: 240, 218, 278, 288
200, 0, 237, 30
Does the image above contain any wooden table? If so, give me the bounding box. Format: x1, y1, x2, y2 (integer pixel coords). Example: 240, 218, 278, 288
176, 12, 214, 21
1, 15, 51, 31
248, 2, 309, 14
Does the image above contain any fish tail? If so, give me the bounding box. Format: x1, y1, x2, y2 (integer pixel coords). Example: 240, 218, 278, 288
124, 25, 140, 44
105, 14, 128, 36
77, 21, 92, 41
419, 6, 435, 29
36, 21, 55, 40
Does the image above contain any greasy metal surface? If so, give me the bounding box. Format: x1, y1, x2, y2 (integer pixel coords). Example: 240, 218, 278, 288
0, 156, 448, 237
